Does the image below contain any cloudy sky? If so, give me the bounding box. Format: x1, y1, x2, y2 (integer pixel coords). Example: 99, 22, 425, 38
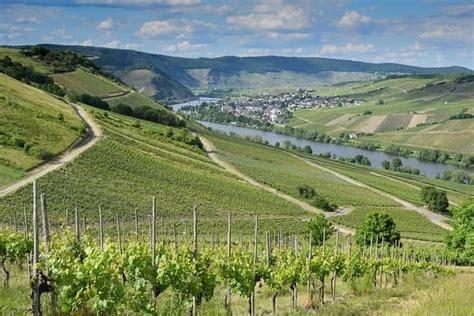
1, 0, 473, 68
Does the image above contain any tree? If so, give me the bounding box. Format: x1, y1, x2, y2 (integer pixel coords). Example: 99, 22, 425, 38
274, 141, 280, 148
391, 158, 402, 171
302, 145, 313, 154
356, 212, 400, 246
307, 215, 333, 246
445, 200, 474, 265
381, 160, 390, 170
421, 186, 449, 214
378, 99, 384, 105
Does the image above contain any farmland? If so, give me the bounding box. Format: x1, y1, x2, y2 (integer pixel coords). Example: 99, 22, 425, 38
0, 107, 314, 234
196, 128, 451, 241
51, 68, 127, 97
106, 90, 167, 111
287, 76, 474, 155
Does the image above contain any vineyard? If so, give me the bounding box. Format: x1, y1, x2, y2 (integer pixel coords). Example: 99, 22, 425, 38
0, 182, 457, 315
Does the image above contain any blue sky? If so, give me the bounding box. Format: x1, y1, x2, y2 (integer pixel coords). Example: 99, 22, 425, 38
1, 0, 473, 68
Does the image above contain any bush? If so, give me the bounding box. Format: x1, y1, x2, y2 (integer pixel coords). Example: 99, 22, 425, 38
363, 110, 372, 115
73, 94, 110, 110
421, 186, 449, 214
311, 195, 336, 212
445, 200, 474, 265
356, 212, 401, 246
27, 146, 53, 160
297, 185, 316, 199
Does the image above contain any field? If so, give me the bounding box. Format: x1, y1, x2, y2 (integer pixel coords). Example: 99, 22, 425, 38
106, 90, 167, 111
51, 68, 127, 98
0, 107, 314, 235
287, 76, 474, 154
197, 129, 451, 241
0, 74, 83, 183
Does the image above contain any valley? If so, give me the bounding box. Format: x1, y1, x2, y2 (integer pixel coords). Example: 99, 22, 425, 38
0, 44, 472, 315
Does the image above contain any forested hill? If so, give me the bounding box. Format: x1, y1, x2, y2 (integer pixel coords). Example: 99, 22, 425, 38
15, 44, 472, 101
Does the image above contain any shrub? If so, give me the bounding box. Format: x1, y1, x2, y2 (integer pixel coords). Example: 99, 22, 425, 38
356, 212, 401, 246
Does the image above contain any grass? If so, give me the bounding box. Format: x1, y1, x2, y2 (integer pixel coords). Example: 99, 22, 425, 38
0, 73, 83, 176
51, 68, 126, 97
0, 107, 312, 234
106, 90, 167, 111
331, 206, 447, 242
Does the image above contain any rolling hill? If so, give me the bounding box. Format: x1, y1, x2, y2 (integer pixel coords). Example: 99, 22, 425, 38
19, 44, 472, 102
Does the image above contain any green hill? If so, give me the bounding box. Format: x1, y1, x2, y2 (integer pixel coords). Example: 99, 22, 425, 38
287, 75, 474, 156
18, 44, 471, 101
0, 73, 83, 187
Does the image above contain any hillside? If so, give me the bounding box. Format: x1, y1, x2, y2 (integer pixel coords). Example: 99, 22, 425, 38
22, 44, 472, 101
286, 75, 474, 156
0, 73, 84, 187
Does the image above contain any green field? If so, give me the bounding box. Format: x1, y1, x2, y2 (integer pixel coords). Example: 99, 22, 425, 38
106, 90, 167, 111
287, 76, 474, 155
0, 108, 314, 234
197, 129, 450, 241
51, 68, 127, 97
0, 74, 83, 183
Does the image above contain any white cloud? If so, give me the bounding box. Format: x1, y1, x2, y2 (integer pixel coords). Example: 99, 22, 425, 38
138, 20, 193, 37
419, 25, 474, 41
337, 11, 371, 28
266, 32, 311, 40
162, 40, 206, 52
106, 39, 120, 48
97, 17, 114, 31
372, 43, 427, 65
227, 0, 309, 31
76, 38, 94, 46
15, 16, 40, 24
76, 0, 200, 6
321, 43, 375, 54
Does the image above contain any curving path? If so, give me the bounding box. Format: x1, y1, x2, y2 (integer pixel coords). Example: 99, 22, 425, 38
290, 153, 453, 231
0, 103, 101, 198
199, 136, 355, 235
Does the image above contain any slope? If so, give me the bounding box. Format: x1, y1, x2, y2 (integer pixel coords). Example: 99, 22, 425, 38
0, 73, 83, 187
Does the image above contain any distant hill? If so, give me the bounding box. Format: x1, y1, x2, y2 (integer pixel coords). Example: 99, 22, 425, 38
18, 44, 472, 102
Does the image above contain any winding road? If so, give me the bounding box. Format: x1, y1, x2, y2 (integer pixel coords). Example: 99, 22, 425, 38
199, 136, 355, 235
290, 153, 453, 231
0, 103, 101, 198
199, 135, 452, 234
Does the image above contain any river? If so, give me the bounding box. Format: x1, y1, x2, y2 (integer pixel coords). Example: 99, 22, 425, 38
199, 121, 472, 179
171, 97, 221, 111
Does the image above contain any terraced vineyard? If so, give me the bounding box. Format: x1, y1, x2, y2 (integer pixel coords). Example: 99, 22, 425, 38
106, 90, 167, 111
197, 129, 451, 241
0, 108, 312, 234
51, 68, 127, 97
287, 75, 474, 155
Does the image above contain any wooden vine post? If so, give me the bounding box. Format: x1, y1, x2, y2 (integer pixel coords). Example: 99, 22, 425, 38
224, 211, 232, 313
74, 207, 80, 242
192, 205, 198, 316
31, 181, 41, 316
250, 216, 258, 316
151, 197, 158, 302
332, 229, 339, 301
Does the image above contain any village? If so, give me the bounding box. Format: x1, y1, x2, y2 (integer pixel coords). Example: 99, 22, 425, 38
193, 89, 363, 124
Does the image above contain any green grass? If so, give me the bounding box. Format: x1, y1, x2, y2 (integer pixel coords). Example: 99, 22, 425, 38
51, 68, 126, 97
0, 107, 312, 233
331, 206, 447, 242
202, 131, 398, 208
0, 73, 83, 174
106, 91, 166, 111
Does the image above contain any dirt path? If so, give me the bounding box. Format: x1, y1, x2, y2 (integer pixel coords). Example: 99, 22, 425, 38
291, 154, 453, 231
199, 136, 355, 235
0, 103, 101, 198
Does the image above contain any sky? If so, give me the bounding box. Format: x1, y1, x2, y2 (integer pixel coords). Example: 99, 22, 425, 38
0, 0, 473, 68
